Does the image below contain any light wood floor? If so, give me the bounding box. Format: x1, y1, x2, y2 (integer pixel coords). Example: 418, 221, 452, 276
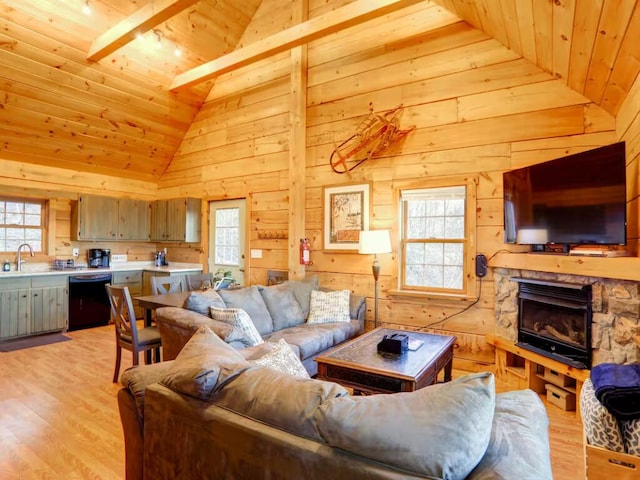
0, 325, 585, 479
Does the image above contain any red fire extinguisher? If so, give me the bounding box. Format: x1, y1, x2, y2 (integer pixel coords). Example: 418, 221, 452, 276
300, 238, 312, 265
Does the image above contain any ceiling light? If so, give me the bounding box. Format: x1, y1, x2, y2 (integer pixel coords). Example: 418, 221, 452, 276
174, 46, 182, 57
82, 0, 91, 15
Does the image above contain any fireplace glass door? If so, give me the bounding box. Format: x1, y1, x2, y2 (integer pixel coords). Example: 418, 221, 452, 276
515, 278, 591, 369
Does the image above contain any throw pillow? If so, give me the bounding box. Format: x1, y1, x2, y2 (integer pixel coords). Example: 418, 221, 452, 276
218, 286, 274, 336
214, 366, 349, 441
622, 419, 640, 456
467, 389, 553, 480
160, 325, 249, 401
580, 378, 625, 453
306, 289, 350, 324
250, 339, 309, 379
210, 306, 264, 347
258, 284, 305, 330
280, 276, 319, 319
183, 289, 226, 316
314, 372, 496, 479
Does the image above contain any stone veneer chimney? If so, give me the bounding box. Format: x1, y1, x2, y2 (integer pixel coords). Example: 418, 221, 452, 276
494, 267, 640, 366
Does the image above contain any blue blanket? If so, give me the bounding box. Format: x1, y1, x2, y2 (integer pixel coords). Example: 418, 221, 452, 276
591, 363, 640, 420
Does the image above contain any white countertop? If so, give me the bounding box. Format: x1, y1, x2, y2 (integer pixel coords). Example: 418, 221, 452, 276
0, 262, 203, 278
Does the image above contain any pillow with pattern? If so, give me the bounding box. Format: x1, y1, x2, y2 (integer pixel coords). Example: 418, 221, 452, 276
306, 289, 350, 324
210, 306, 264, 347
580, 378, 625, 453
250, 339, 310, 379
622, 419, 640, 456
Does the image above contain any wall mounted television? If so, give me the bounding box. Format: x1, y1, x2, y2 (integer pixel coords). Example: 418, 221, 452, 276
504, 141, 627, 249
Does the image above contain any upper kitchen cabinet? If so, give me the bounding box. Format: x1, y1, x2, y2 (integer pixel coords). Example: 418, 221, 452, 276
72, 195, 150, 241
118, 198, 150, 241
150, 198, 201, 242
72, 195, 119, 240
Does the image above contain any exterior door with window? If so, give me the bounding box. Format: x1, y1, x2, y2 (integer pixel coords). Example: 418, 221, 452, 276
208, 199, 246, 287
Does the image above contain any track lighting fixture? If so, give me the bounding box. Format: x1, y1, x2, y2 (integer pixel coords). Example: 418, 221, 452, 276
153, 29, 163, 49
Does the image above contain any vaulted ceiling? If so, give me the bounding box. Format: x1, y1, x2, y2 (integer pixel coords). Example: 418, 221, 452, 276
0, 0, 638, 182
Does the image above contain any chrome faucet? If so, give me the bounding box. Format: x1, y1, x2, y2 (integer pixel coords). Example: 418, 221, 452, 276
16, 243, 35, 272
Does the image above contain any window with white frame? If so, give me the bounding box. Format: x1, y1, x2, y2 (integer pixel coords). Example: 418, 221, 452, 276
214, 207, 239, 266
399, 178, 477, 297
0, 198, 45, 254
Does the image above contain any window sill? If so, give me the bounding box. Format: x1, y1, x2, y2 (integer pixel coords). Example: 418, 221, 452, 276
388, 289, 476, 302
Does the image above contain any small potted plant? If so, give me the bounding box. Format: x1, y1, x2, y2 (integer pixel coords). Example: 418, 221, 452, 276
212, 268, 237, 289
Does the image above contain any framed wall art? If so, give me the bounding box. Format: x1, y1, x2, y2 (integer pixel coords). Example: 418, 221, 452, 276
323, 183, 371, 251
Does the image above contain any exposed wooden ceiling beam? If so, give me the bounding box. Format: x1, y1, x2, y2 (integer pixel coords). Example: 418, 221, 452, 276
170, 0, 425, 90
87, 0, 200, 62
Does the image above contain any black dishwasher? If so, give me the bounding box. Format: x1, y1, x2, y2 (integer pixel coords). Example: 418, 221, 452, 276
68, 273, 112, 331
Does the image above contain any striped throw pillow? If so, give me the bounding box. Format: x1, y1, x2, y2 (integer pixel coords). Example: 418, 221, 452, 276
210, 306, 264, 347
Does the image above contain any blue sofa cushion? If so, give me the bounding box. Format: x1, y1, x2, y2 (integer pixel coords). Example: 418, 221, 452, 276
213, 366, 349, 441
467, 389, 552, 480
218, 285, 274, 336
315, 372, 496, 480
258, 284, 305, 330
266, 322, 360, 360
280, 276, 319, 319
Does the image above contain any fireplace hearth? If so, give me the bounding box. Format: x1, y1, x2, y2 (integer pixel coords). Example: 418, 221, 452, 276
514, 277, 592, 369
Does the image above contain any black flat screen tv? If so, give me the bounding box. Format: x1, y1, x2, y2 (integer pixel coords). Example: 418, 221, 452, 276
504, 141, 627, 247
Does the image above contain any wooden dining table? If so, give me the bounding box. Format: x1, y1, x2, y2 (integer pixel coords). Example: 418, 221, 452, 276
135, 291, 191, 326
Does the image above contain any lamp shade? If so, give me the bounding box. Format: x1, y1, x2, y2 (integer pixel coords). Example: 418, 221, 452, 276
358, 230, 392, 255
516, 228, 548, 245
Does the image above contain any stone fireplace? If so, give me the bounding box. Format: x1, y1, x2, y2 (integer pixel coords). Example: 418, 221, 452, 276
494, 268, 640, 366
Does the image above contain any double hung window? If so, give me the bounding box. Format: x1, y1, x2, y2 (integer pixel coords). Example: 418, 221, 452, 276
396, 177, 477, 298
0, 198, 45, 254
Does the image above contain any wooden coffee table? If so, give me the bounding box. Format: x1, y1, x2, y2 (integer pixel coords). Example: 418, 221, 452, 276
315, 328, 456, 395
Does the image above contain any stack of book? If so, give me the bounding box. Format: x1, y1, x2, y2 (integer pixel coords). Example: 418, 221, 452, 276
568, 247, 628, 257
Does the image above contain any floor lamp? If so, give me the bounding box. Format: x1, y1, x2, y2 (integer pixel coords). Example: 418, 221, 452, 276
358, 230, 392, 328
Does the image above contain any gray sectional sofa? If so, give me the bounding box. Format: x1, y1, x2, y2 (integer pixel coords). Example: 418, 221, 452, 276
118, 327, 554, 480
154, 277, 366, 376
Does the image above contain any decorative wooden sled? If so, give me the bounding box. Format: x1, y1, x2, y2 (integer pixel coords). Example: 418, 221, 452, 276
329, 104, 415, 174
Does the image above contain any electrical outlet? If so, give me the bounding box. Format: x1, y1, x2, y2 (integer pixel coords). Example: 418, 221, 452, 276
111, 254, 127, 262
72, 248, 79, 257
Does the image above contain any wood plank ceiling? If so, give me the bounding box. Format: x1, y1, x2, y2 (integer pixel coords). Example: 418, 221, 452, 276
0, 0, 261, 181
0, 0, 638, 182
433, 0, 640, 117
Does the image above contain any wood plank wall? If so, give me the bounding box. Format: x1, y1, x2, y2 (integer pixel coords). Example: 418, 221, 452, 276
160, 0, 624, 369
617, 69, 640, 255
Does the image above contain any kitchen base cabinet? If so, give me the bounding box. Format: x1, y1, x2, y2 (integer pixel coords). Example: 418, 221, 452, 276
0, 287, 30, 339
0, 276, 68, 340
31, 276, 68, 335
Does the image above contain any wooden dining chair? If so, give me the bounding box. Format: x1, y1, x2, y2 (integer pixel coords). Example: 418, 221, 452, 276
106, 284, 162, 383
151, 275, 185, 295
184, 272, 214, 291
266, 269, 288, 286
